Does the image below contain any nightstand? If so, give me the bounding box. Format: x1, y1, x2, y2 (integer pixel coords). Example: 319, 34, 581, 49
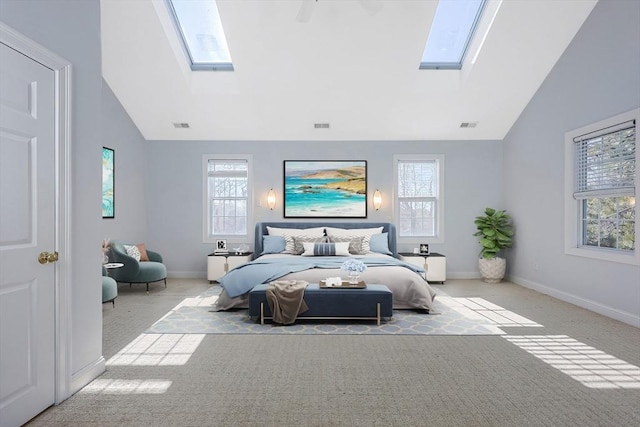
207, 252, 253, 283
398, 252, 446, 284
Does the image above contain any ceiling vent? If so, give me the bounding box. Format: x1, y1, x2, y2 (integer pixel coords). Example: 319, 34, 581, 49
314, 123, 330, 129
460, 122, 478, 128
173, 122, 190, 128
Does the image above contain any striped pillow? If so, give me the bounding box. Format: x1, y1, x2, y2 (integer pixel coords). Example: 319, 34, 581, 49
301, 242, 350, 256
287, 235, 327, 254
270, 228, 325, 254
328, 235, 372, 255
325, 227, 383, 254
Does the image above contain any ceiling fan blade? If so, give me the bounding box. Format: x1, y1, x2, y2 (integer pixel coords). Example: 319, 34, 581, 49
296, 0, 316, 23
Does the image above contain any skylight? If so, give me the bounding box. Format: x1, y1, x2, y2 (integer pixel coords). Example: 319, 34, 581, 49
167, 0, 233, 71
420, 0, 486, 70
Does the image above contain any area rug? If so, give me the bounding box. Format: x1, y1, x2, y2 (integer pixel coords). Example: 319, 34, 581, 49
145, 286, 507, 335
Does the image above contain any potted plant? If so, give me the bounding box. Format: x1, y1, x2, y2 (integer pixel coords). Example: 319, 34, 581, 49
474, 208, 514, 283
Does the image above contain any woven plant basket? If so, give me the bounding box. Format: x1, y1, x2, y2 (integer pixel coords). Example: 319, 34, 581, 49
478, 257, 506, 283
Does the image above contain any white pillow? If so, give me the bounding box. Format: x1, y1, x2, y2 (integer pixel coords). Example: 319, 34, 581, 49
123, 244, 141, 261
301, 241, 350, 256
328, 235, 371, 255
325, 226, 383, 238
266, 226, 325, 237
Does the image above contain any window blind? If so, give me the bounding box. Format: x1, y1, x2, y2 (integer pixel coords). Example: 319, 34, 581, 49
573, 120, 636, 199
397, 160, 437, 198
208, 159, 247, 176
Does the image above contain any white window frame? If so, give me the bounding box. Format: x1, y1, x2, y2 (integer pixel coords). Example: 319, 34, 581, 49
393, 154, 445, 244
166, 0, 234, 71
420, 0, 487, 70
202, 154, 252, 244
564, 109, 639, 266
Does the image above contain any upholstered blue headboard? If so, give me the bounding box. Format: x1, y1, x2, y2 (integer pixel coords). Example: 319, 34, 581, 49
254, 222, 398, 258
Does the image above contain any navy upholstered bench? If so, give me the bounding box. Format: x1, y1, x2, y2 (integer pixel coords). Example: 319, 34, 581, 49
248, 283, 393, 325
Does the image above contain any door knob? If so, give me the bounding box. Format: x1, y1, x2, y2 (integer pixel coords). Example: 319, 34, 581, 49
38, 251, 59, 264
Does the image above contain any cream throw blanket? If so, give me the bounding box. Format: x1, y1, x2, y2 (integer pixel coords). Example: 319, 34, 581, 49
266, 280, 309, 325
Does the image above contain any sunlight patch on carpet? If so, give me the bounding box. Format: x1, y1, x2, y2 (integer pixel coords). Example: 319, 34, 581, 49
79, 379, 172, 395
106, 333, 205, 366
439, 297, 543, 327
504, 335, 640, 389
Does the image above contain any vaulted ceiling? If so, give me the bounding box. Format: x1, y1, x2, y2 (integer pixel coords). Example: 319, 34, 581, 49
101, 0, 598, 141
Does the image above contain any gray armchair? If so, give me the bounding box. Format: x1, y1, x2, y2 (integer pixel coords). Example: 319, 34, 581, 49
102, 266, 117, 306
107, 241, 167, 292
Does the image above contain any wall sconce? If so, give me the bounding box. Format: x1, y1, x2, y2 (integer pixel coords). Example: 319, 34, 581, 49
267, 188, 276, 210
373, 189, 382, 210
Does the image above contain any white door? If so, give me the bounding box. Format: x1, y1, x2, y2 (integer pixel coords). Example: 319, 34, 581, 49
0, 42, 57, 427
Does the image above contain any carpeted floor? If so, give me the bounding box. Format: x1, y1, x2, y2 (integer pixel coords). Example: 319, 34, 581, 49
26, 279, 640, 427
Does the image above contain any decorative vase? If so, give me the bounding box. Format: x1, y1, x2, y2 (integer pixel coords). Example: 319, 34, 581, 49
478, 257, 506, 283
102, 253, 109, 265
348, 270, 360, 284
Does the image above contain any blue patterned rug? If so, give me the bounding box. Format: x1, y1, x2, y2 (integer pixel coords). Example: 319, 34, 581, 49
145, 286, 508, 335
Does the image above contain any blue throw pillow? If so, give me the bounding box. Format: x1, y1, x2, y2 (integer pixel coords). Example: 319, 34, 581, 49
369, 232, 392, 255
261, 236, 286, 255
312, 242, 337, 256
301, 241, 350, 256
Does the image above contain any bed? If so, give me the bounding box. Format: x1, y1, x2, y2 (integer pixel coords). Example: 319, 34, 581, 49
211, 222, 437, 312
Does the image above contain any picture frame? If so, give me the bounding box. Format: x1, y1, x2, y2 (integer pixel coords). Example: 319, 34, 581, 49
283, 160, 367, 218
215, 239, 228, 253
419, 243, 430, 254
102, 147, 115, 218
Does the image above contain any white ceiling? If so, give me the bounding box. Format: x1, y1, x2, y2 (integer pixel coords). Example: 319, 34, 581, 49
101, 0, 598, 141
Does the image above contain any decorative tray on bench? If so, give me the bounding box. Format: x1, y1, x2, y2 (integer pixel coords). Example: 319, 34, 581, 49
319, 280, 366, 289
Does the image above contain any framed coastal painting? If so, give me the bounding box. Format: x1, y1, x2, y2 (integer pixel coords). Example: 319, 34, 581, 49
283, 160, 367, 218
102, 147, 115, 218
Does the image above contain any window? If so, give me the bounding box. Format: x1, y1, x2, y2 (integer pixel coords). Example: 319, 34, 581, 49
203, 156, 251, 242
420, 0, 486, 70
565, 109, 639, 265
167, 0, 233, 71
394, 155, 444, 242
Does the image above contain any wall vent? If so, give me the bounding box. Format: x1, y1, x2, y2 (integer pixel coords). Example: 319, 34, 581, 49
314, 123, 330, 129
173, 122, 190, 128
460, 122, 478, 128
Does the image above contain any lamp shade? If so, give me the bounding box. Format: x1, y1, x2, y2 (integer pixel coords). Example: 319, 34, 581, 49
373, 189, 382, 210
267, 188, 276, 210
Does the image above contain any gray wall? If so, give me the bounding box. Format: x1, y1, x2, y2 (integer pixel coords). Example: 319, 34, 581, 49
101, 80, 149, 243
503, 0, 640, 325
145, 140, 503, 278
0, 0, 104, 392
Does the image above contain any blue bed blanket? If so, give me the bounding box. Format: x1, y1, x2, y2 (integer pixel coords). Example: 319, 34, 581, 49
219, 256, 425, 298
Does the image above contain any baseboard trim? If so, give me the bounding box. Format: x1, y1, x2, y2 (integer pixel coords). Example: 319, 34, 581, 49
448, 272, 482, 280
167, 271, 207, 279
510, 275, 640, 328
70, 356, 105, 397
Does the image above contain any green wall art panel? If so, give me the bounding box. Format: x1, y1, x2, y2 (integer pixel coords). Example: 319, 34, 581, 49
102, 147, 114, 218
